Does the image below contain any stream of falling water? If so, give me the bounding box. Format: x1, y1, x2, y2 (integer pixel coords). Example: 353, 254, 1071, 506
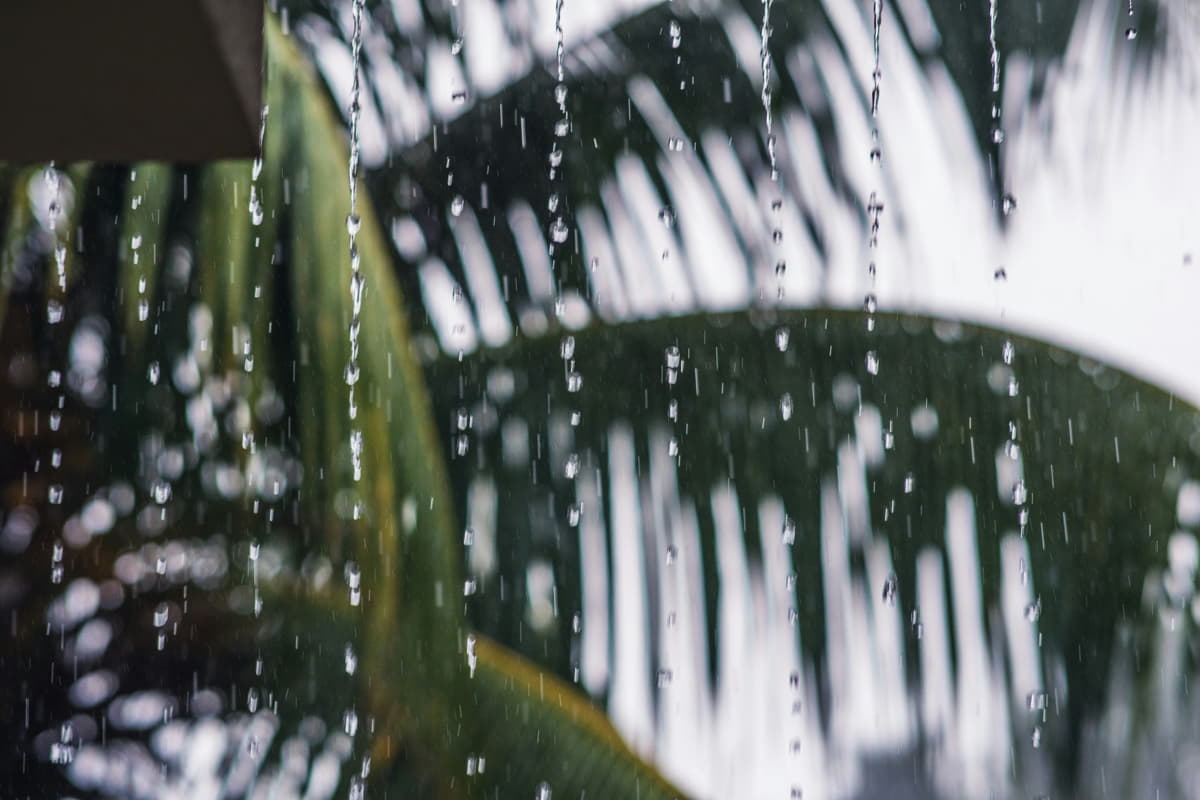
45, 165, 67, 587
345, 3, 369, 798
346, 0, 367, 486
864, 0, 883, 372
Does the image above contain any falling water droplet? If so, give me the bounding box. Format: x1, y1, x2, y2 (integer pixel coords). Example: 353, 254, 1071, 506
451, 37, 464, 54
775, 327, 790, 352
775, 260, 787, 277
864, 293, 878, 314
668, 20, 682, 48
865, 351, 880, 375
550, 217, 569, 243
658, 206, 676, 228
780, 393, 793, 420
564, 453, 580, 479
1024, 597, 1042, 622
1125, 27, 1137, 40
451, 195, 465, 216
782, 517, 796, 545
1001, 193, 1017, 216
881, 572, 898, 606
904, 473, 915, 493
567, 372, 583, 392
46, 300, 64, 324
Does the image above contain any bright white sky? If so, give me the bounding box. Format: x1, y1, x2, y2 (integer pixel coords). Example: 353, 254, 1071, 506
315, 0, 1200, 405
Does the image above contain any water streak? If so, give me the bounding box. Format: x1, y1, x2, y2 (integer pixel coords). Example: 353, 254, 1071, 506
759, 0, 778, 182
346, 0, 366, 483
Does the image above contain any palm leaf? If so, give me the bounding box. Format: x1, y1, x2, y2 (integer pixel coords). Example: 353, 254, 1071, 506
430, 309, 1200, 796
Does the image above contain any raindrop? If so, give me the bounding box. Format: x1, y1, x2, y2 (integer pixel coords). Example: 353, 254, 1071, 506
147, 361, 160, 385
560, 336, 575, 360
666, 545, 678, 564
667, 137, 685, 152
345, 645, 357, 675
138, 297, 150, 322
667, 437, 679, 457
567, 504, 581, 526
658, 206, 676, 228
49, 485, 64, 504
1031, 725, 1043, 748
554, 83, 568, 106
451, 37, 464, 54
881, 572, 898, 606
344, 709, 359, 736
346, 214, 361, 236
451, 195, 465, 216
1125, 27, 1137, 40
548, 193, 560, 212
665, 345, 682, 370
772, 229, 783, 244
549, 148, 564, 168
779, 393, 793, 420
782, 517, 796, 545
1008, 375, 1020, 396
865, 351, 880, 375
657, 668, 674, 687
47, 300, 64, 324
667, 399, 678, 421
566, 372, 583, 392
904, 473, 915, 493
564, 453, 580, 479
1001, 193, 1017, 216
1024, 597, 1042, 623
774, 260, 786, 277
863, 293, 878, 314
451, 90, 468, 105
775, 327, 790, 351
1012, 480, 1028, 505
550, 217, 569, 243
668, 20, 682, 48
536, 782, 553, 800
1002, 340, 1015, 365
153, 603, 169, 627
555, 118, 569, 137
463, 527, 475, 546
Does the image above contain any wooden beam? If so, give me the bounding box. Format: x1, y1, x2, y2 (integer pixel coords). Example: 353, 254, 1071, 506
0, 0, 264, 162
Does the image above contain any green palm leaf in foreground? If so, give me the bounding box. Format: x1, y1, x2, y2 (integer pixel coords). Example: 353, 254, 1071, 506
0, 13, 684, 800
